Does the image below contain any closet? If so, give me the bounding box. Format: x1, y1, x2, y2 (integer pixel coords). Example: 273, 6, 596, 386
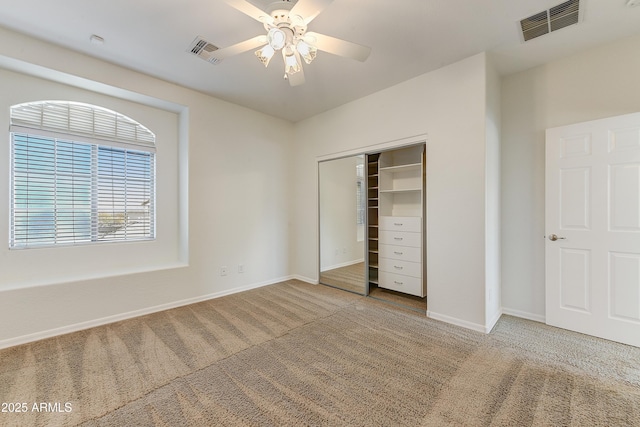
366, 144, 426, 298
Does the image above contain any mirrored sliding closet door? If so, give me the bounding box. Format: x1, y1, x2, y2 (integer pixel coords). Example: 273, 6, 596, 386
318, 155, 366, 294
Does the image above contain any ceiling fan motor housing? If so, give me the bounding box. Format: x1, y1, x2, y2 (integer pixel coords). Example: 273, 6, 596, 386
264, 9, 307, 43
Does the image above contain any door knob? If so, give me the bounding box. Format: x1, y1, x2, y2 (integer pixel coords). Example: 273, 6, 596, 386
548, 234, 566, 241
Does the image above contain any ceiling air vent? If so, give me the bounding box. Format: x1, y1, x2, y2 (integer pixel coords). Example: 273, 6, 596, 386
520, 0, 581, 42
187, 36, 222, 65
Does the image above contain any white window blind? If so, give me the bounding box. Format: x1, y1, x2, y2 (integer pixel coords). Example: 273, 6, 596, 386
9, 101, 156, 249
10, 101, 155, 148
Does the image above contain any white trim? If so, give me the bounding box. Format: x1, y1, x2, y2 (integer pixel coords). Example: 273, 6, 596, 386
290, 274, 318, 285
0, 53, 186, 113
486, 308, 503, 333
427, 310, 488, 334
320, 258, 365, 272
177, 109, 189, 264
1, 262, 189, 292
316, 133, 428, 163
0, 275, 300, 350
502, 307, 546, 323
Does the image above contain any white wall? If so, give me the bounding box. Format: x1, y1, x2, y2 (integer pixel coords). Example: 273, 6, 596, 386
501, 33, 640, 321
292, 53, 494, 331
0, 28, 294, 346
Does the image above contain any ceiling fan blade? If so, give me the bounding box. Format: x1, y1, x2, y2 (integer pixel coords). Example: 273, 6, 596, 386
224, 0, 273, 25
290, 0, 334, 24
288, 53, 306, 87
210, 35, 268, 60
304, 32, 371, 62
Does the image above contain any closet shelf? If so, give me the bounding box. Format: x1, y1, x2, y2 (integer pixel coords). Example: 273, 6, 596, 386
379, 188, 421, 194
379, 163, 421, 173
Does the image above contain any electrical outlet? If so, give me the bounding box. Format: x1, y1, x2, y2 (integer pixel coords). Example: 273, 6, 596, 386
220, 266, 228, 276
238, 264, 244, 273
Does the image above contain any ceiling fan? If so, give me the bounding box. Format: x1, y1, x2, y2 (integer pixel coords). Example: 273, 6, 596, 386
211, 0, 371, 86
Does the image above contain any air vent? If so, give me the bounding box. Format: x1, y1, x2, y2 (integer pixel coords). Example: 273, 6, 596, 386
520, 0, 580, 42
187, 36, 222, 65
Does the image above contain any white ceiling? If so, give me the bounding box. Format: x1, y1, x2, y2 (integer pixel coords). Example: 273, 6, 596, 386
1, 0, 639, 122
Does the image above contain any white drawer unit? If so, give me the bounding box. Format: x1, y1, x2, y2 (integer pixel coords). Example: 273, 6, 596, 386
379, 216, 421, 233
379, 230, 421, 248
368, 145, 426, 299
379, 258, 421, 278
379, 244, 421, 263
379, 272, 423, 296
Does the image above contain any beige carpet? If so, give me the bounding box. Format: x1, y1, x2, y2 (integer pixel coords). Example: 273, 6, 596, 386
369, 284, 427, 312
1, 280, 639, 426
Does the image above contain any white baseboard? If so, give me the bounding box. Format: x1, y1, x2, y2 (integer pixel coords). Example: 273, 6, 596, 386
290, 274, 318, 285
320, 258, 365, 272
426, 307, 544, 335
486, 308, 503, 333
427, 310, 488, 334
0, 275, 293, 350
427, 309, 504, 334
501, 307, 545, 323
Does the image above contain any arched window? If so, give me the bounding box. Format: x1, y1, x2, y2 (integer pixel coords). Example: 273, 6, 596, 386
9, 101, 156, 248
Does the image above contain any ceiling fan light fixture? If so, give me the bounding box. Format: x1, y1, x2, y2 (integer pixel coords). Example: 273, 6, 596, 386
267, 27, 287, 50
296, 40, 317, 64
217, 0, 371, 86
290, 14, 305, 27
255, 44, 275, 66
284, 52, 301, 75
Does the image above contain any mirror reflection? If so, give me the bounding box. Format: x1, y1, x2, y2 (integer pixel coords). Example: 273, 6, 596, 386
319, 155, 366, 294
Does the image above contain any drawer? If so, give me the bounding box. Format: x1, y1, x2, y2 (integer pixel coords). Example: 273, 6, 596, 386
379, 216, 421, 233
379, 244, 421, 263
379, 272, 424, 297
379, 258, 422, 278
379, 230, 421, 247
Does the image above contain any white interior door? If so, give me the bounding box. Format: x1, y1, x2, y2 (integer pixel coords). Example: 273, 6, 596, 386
546, 112, 640, 347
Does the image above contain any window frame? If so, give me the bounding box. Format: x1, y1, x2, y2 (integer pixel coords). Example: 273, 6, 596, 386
9, 101, 156, 249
